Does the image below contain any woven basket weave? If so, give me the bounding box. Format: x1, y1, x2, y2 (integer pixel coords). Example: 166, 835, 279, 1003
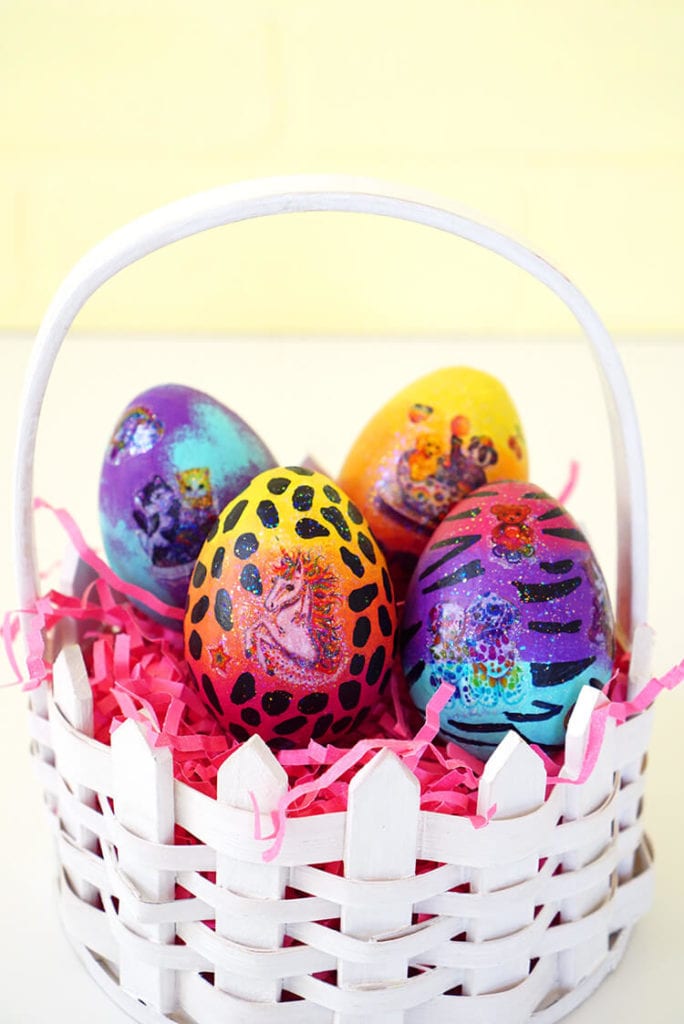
14, 177, 654, 1024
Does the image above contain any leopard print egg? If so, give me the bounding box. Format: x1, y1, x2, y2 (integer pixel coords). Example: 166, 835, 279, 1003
401, 480, 615, 758
184, 466, 397, 747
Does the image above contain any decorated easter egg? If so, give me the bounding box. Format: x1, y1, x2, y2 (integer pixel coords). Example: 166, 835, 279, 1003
338, 366, 528, 597
184, 466, 397, 747
400, 480, 615, 757
99, 384, 276, 609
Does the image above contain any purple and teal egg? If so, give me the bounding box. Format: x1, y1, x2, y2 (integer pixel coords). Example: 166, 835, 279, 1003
400, 480, 615, 757
98, 384, 276, 610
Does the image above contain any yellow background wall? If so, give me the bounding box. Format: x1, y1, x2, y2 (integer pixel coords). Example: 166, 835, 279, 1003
1, 1, 682, 336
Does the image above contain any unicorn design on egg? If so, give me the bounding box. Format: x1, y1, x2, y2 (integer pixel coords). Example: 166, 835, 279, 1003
245, 551, 343, 683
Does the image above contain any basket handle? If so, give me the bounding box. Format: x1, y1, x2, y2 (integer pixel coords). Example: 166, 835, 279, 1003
13, 175, 647, 641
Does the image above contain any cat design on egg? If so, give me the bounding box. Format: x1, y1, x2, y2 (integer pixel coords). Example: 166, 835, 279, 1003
99, 384, 276, 612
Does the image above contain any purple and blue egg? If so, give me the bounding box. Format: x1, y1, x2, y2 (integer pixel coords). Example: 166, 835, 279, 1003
98, 384, 276, 613
400, 479, 615, 758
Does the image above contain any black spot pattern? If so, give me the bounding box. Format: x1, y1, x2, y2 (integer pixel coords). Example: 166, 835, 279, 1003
379, 668, 392, 693
339, 679, 361, 710
353, 616, 371, 647
192, 561, 207, 588
298, 692, 329, 714
352, 706, 371, 731
234, 533, 259, 559
241, 707, 261, 727
231, 673, 256, 704
331, 715, 353, 734
267, 476, 291, 495
201, 674, 222, 714
349, 583, 378, 612
312, 713, 334, 739
240, 563, 263, 595
214, 588, 233, 630
230, 723, 250, 742
321, 506, 351, 540
340, 547, 364, 577
223, 498, 248, 532
211, 546, 225, 578
357, 532, 376, 563
347, 501, 363, 524
188, 629, 202, 660
350, 653, 365, 675
274, 715, 308, 735
190, 595, 209, 624
257, 499, 279, 529
377, 605, 393, 637
269, 737, 297, 751
292, 485, 314, 511
366, 646, 386, 685
262, 690, 293, 716
323, 484, 341, 503
296, 518, 330, 539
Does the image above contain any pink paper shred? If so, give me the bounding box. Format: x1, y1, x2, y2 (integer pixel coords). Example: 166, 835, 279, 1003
5, 499, 684, 864
557, 459, 581, 507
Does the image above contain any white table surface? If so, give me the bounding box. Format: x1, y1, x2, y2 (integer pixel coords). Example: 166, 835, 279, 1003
1, 333, 682, 1023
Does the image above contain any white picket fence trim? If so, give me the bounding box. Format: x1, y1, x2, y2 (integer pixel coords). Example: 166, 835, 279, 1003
29, 615, 656, 1024
215, 737, 289, 1002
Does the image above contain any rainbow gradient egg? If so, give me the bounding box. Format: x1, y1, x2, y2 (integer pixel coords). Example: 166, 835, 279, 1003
184, 467, 397, 747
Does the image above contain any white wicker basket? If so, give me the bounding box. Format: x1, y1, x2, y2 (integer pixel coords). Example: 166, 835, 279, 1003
13, 177, 655, 1024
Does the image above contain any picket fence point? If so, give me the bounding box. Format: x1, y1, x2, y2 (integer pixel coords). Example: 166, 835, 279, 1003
215, 735, 288, 1003
112, 718, 176, 1012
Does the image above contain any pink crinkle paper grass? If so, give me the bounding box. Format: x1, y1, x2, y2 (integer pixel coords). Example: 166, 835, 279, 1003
10, 499, 684, 860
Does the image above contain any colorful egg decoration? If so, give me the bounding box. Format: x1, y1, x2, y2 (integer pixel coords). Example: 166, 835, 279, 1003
400, 480, 615, 757
184, 466, 397, 746
338, 366, 528, 597
99, 384, 276, 609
